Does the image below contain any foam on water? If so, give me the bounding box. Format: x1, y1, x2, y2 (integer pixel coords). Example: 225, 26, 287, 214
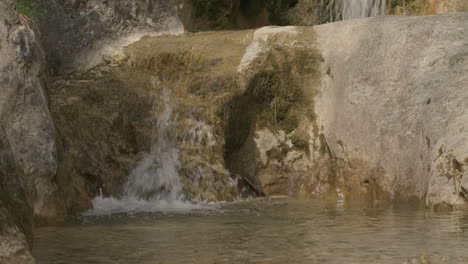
85, 196, 215, 216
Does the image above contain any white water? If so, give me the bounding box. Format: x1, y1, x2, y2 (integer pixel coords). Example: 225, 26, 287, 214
87, 78, 212, 215
339, 0, 386, 20
124, 84, 183, 201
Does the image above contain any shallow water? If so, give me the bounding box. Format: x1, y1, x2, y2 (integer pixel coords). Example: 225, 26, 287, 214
34, 199, 468, 264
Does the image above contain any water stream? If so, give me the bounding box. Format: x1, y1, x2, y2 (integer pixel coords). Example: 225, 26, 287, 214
340, 0, 386, 19
88, 80, 209, 215
34, 199, 468, 264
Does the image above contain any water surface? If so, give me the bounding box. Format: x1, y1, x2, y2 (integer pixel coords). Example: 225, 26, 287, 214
34, 199, 468, 264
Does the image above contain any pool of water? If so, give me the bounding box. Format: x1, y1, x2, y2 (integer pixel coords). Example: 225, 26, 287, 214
33, 199, 468, 264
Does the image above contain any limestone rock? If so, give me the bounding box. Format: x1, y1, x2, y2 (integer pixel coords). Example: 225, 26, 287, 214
224, 13, 468, 206
53, 13, 468, 208
0, 131, 35, 264
0, 0, 63, 223
35, 0, 184, 74
313, 13, 468, 206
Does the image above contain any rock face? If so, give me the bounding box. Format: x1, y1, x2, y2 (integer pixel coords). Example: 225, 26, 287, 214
2, 3, 468, 263
46, 13, 468, 208
0, 0, 63, 223
243, 13, 468, 207
0, 0, 185, 261
313, 13, 468, 207
0, 131, 35, 264
48, 32, 250, 203
36, 0, 184, 74
0, 0, 46, 262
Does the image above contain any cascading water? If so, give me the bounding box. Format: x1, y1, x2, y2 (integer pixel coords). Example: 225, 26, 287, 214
87, 77, 212, 215
340, 0, 386, 20
123, 82, 183, 201
296, 0, 386, 24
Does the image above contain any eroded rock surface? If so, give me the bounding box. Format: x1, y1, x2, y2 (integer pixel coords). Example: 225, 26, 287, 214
49, 13, 468, 209
0, 1, 39, 262
314, 13, 468, 206
36, 0, 184, 74
0, 0, 63, 223
0, 131, 35, 264
2, 7, 468, 264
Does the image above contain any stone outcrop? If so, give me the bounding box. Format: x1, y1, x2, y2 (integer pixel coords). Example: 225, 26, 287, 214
1, 0, 46, 262
47, 31, 250, 203
1, 1, 468, 262
0, 0, 184, 261
36, 0, 184, 74
313, 13, 468, 207
0, 131, 35, 264
247, 13, 468, 207
0, 0, 62, 223
49, 13, 467, 209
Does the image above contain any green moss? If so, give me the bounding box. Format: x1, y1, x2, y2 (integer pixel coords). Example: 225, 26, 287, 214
16, 0, 41, 18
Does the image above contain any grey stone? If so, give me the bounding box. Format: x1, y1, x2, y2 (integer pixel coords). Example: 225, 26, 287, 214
36, 0, 184, 74
0, 0, 62, 222
313, 13, 468, 206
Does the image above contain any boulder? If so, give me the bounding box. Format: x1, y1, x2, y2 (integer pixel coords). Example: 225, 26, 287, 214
313, 13, 468, 206
0, 0, 63, 224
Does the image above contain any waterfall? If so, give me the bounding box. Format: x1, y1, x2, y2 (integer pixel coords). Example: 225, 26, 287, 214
124, 83, 183, 201
86, 77, 211, 215
338, 0, 386, 20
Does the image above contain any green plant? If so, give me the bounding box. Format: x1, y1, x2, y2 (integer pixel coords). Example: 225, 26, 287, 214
16, 0, 41, 18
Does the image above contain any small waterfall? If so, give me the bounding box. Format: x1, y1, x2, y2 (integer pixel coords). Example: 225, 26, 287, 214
86, 78, 212, 215
124, 84, 183, 201
340, 0, 386, 20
